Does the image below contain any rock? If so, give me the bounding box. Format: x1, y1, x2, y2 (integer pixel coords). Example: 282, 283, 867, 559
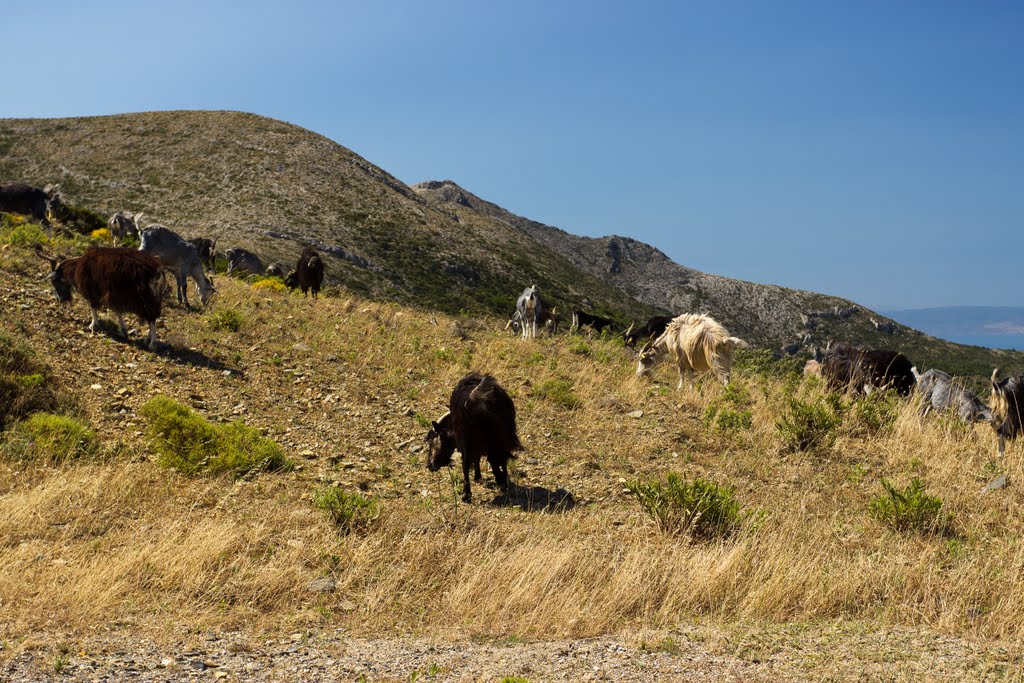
984, 474, 1009, 492
627, 410, 643, 419
307, 577, 336, 593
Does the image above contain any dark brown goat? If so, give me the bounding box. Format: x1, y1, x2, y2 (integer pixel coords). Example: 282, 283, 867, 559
822, 343, 916, 396
1, 183, 62, 229
284, 247, 325, 298
188, 237, 217, 271
426, 372, 523, 502
991, 368, 1024, 457
36, 246, 164, 350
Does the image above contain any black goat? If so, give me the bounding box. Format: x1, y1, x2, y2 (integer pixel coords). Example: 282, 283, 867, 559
991, 368, 1024, 457
822, 343, 916, 396
426, 372, 523, 502
284, 247, 325, 298
0, 183, 62, 229
571, 310, 614, 336
623, 315, 673, 349
188, 237, 217, 271
36, 246, 164, 349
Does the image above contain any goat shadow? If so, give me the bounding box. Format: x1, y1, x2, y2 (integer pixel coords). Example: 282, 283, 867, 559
86, 320, 239, 374
490, 482, 576, 513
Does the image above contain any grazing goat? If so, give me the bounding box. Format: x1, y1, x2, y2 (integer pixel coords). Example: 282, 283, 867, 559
624, 315, 673, 349
636, 313, 748, 387
139, 226, 213, 308
107, 211, 143, 245
265, 262, 285, 278
36, 246, 164, 349
515, 285, 546, 339
225, 247, 265, 276
914, 368, 991, 424
571, 310, 614, 336
426, 372, 523, 503
284, 248, 325, 298
822, 343, 916, 396
187, 237, 217, 271
990, 368, 1024, 457
0, 183, 62, 229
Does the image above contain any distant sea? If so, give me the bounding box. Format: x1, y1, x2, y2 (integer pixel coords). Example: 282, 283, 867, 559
882, 306, 1024, 351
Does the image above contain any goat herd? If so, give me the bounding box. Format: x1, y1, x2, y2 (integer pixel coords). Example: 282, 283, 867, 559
431, 287, 1024, 502
2, 182, 1022, 504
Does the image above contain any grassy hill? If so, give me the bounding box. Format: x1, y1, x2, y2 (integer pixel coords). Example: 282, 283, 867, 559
2, 110, 1022, 381
1, 230, 1024, 677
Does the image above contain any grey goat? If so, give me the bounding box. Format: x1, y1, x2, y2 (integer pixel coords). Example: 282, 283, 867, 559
139, 225, 213, 308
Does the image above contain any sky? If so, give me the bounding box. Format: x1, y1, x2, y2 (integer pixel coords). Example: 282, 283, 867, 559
5, 1, 1023, 310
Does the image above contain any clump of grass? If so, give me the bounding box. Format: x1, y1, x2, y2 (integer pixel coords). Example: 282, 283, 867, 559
0, 332, 62, 429
530, 378, 581, 410
208, 308, 244, 332
626, 473, 742, 540
847, 390, 901, 435
0, 213, 50, 248
313, 487, 381, 533
1, 413, 98, 464
869, 478, 955, 536
735, 348, 804, 380
776, 394, 843, 452
140, 395, 293, 477
569, 340, 592, 356
251, 278, 285, 292
704, 382, 753, 433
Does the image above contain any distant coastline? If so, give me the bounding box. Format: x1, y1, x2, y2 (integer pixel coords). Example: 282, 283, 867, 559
883, 306, 1024, 351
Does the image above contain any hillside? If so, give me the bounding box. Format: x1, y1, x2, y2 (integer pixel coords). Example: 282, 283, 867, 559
1, 235, 1024, 679
1, 110, 1022, 376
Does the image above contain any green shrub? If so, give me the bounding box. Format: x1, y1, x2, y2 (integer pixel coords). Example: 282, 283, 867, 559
847, 390, 901, 435
704, 382, 753, 432
313, 487, 381, 533
0, 213, 50, 248
869, 478, 955, 536
56, 204, 106, 234
626, 473, 741, 540
529, 378, 581, 410
0, 332, 61, 429
208, 308, 244, 332
569, 340, 592, 356
734, 348, 804, 380
140, 395, 293, 477
1, 413, 98, 464
776, 395, 843, 452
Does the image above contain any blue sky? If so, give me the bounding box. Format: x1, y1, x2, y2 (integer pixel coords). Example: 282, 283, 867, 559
5, 1, 1022, 309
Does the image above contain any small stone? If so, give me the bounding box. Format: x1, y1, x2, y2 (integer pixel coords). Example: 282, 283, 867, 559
984, 474, 1009, 492
307, 577, 336, 593
90, 384, 102, 390
190, 660, 207, 671
627, 409, 643, 418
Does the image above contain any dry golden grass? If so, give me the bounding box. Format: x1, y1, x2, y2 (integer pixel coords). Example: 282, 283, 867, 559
2, 245, 1024, 670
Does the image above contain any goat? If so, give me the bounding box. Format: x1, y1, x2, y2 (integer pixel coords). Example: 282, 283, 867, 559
990, 368, 1024, 457
515, 285, 546, 339
36, 246, 164, 349
624, 315, 673, 349
914, 368, 991, 424
107, 211, 143, 245
426, 372, 523, 502
139, 226, 213, 308
265, 262, 285, 278
0, 183, 62, 229
636, 313, 748, 388
187, 237, 217, 271
284, 248, 325, 298
225, 247, 265, 276
822, 343, 916, 396
571, 310, 614, 336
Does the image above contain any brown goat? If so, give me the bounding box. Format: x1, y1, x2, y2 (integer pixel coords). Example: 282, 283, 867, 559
284, 247, 325, 298
37, 246, 165, 349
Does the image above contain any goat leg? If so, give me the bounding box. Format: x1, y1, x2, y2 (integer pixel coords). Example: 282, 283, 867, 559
461, 457, 472, 502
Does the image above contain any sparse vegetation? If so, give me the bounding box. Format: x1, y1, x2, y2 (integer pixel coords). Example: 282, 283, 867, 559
0, 332, 62, 429
626, 473, 742, 540
140, 395, 292, 477
529, 377, 581, 410
313, 487, 381, 533
869, 478, 956, 536
208, 308, 244, 332
1, 412, 98, 464
776, 394, 844, 452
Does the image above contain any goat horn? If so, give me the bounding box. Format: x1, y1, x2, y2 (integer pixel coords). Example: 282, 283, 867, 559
33, 245, 57, 270
992, 367, 1001, 386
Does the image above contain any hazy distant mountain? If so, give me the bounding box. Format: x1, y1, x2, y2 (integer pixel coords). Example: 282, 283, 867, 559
883, 307, 1024, 350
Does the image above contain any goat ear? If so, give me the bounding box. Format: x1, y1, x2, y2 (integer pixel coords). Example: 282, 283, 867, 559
430, 421, 441, 431
992, 368, 1001, 390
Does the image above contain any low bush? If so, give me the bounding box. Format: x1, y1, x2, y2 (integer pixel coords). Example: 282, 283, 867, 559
0, 213, 50, 248
251, 278, 285, 292
734, 348, 804, 380
847, 390, 902, 435
529, 378, 581, 410
0, 332, 62, 429
776, 394, 844, 452
313, 487, 381, 533
140, 395, 293, 477
208, 308, 244, 332
869, 478, 955, 536
1, 412, 98, 464
626, 473, 742, 540
704, 382, 753, 433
